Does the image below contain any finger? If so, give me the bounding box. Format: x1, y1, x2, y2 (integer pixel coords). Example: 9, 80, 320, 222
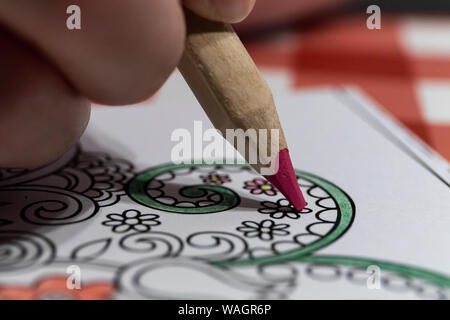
183, 0, 256, 23
0, 27, 90, 168
236, 0, 348, 31
0, 0, 185, 105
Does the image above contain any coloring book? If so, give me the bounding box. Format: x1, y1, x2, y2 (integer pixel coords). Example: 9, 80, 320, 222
0, 71, 448, 299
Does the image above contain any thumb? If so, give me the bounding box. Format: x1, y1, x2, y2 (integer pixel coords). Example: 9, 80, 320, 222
183, 0, 255, 23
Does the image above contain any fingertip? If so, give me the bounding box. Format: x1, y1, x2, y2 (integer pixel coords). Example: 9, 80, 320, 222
69, 1, 186, 106
184, 0, 256, 23
0, 27, 91, 168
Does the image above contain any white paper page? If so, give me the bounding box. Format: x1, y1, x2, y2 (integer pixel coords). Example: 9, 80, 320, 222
0, 71, 448, 300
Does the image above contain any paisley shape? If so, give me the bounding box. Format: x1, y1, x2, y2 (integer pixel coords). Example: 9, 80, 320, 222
70, 238, 112, 262
127, 163, 240, 214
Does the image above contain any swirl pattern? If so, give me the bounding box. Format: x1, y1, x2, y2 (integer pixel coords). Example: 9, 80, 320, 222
0, 230, 55, 271
15, 187, 97, 226
119, 231, 183, 258
186, 232, 248, 262
1, 150, 448, 300
128, 163, 241, 214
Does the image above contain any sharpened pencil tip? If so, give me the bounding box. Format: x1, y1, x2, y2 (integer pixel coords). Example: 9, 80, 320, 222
263, 149, 307, 211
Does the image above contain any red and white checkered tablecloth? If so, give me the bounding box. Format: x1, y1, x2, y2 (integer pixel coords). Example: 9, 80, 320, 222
244, 14, 450, 161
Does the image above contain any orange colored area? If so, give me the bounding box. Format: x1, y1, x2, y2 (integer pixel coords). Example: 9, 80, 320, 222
0, 276, 114, 300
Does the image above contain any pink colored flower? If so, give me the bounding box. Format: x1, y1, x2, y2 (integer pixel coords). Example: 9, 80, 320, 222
244, 178, 277, 196
200, 172, 231, 185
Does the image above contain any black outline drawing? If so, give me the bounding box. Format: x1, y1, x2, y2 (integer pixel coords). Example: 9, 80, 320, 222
0, 88, 448, 299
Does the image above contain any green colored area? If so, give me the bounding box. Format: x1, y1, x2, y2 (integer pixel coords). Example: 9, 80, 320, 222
128, 162, 240, 213
127, 162, 450, 290
295, 255, 450, 289
216, 170, 355, 267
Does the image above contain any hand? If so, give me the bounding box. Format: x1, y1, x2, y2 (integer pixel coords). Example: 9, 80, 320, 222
0, 0, 255, 168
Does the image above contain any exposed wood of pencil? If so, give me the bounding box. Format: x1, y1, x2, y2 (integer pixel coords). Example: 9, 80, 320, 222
178, 9, 287, 174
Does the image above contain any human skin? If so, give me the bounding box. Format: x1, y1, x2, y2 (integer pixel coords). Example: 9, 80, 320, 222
0, 0, 340, 168
237, 0, 348, 31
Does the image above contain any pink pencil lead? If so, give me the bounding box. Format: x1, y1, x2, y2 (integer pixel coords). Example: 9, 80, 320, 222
264, 149, 307, 211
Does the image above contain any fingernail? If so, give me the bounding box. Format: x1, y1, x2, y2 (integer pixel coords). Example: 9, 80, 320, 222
208, 0, 255, 23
